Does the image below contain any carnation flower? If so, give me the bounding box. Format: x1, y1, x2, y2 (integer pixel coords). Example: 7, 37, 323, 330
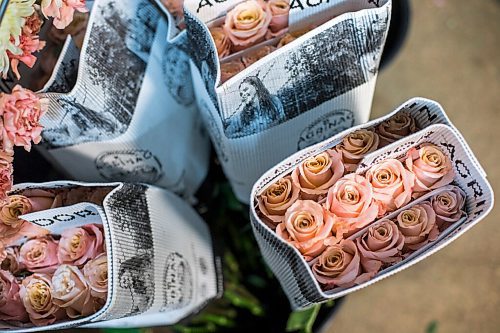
41, 0, 88, 30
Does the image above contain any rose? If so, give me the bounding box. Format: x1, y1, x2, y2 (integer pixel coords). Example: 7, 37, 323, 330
291, 150, 344, 200
161, 0, 184, 18
56, 187, 112, 207
241, 45, 276, 67
20, 237, 59, 273
83, 252, 108, 300
257, 175, 299, 228
396, 202, 439, 251
52, 265, 95, 318
404, 144, 455, 194
0, 270, 28, 322
267, 0, 289, 36
312, 240, 368, 289
356, 220, 405, 276
41, 0, 89, 29
0, 195, 48, 242
431, 186, 466, 231
377, 112, 418, 146
20, 273, 63, 326
220, 60, 245, 83
324, 174, 379, 235
1, 246, 24, 274
0, 158, 13, 203
277, 33, 295, 47
210, 27, 232, 58
24, 189, 58, 211
223, 0, 272, 49
58, 224, 104, 266
365, 159, 415, 216
336, 129, 380, 172
276, 200, 336, 261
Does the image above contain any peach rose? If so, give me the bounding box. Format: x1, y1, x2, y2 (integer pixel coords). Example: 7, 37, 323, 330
210, 27, 232, 58
312, 240, 368, 289
291, 150, 344, 200
0, 270, 28, 322
58, 224, 104, 266
52, 265, 95, 318
267, 0, 289, 36
336, 129, 380, 172
241, 45, 276, 67
257, 176, 299, 227
276, 200, 336, 261
223, 0, 272, 49
1, 246, 24, 275
324, 174, 379, 235
377, 112, 418, 147
220, 60, 245, 83
20, 237, 59, 273
0, 158, 13, 203
277, 33, 296, 47
405, 144, 455, 194
356, 220, 405, 276
431, 186, 466, 231
83, 252, 108, 300
20, 273, 63, 326
365, 159, 415, 216
396, 202, 439, 251
0, 195, 48, 242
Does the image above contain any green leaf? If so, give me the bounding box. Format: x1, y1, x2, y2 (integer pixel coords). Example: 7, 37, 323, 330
426, 320, 439, 333
286, 305, 321, 333
101, 329, 149, 333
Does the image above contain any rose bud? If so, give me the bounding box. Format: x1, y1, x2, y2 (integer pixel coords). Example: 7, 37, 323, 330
83, 253, 108, 300
291, 150, 344, 200
0, 270, 28, 322
312, 240, 367, 289
258, 176, 299, 228
210, 27, 232, 58
1, 246, 24, 275
396, 202, 439, 252
220, 60, 245, 83
241, 45, 276, 67
356, 220, 405, 276
377, 112, 418, 147
336, 129, 380, 172
19, 237, 59, 273
20, 273, 63, 326
52, 265, 95, 318
405, 144, 455, 195
223, 0, 272, 50
267, 0, 289, 36
58, 224, 104, 266
276, 200, 336, 261
324, 174, 379, 236
365, 159, 415, 216
431, 186, 466, 231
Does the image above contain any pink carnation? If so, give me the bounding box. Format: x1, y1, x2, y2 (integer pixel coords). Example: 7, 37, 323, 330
42, 0, 89, 30
0, 158, 13, 203
8, 34, 46, 80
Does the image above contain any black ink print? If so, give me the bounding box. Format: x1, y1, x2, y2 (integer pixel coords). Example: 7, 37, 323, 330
162, 42, 195, 106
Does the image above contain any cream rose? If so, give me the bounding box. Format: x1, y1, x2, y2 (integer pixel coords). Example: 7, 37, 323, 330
52, 265, 95, 318
365, 159, 415, 216
0, 270, 28, 322
20, 273, 62, 326
19, 237, 59, 273
220, 60, 245, 83
58, 224, 104, 266
267, 0, 289, 36
336, 129, 380, 172
241, 45, 276, 67
405, 144, 455, 194
258, 175, 300, 228
210, 27, 232, 58
276, 200, 336, 261
396, 202, 439, 251
431, 186, 466, 231
377, 112, 418, 147
83, 253, 108, 300
291, 150, 344, 200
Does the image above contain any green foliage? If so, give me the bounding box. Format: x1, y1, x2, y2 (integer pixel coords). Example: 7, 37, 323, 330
286, 305, 321, 333
426, 320, 439, 333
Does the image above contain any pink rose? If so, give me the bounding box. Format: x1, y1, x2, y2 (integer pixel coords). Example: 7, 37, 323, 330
58, 224, 104, 266
365, 159, 415, 216
52, 265, 95, 318
42, 0, 89, 30
376, 112, 418, 147
257, 175, 300, 228
431, 186, 466, 231
312, 240, 368, 289
336, 129, 380, 172
0, 195, 48, 242
0, 85, 48, 152
396, 202, 439, 252
0, 158, 13, 203
277, 33, 296, 48
0, 270, 28, 322
24, 189, 59, 212
276, 200, 336, 261
20, 273, 63, 326
83, 252, 108, 300
223, 0, 272, 50
20, 237, 59, 273
324, 174, 379, 236
405, 144, 455, 195
291, 150, 344, 200
220, 60, 245, 83
356, 219, 405, 277
241, 45, 276, 67
267, 0, 289, 37
1, 246, 24, 275
210, 27, 232, 58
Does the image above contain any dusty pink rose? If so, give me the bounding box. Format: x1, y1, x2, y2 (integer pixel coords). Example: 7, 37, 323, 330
258, 175, 299, 228
0, 158, 13, 203
312, 240, 369, 289
365, 159, 415, 216
241, 45, 276, 67
405, 144, 455, 195
336, 129, 380, 172
58, 224, 104, 266
20, 273, 63, 326
291, 150, 344, 200
52, 265, 95, 318
24, 189, 59, 212
210, 27, 232, 58
83, 252, 108, 300
20, 237, 59, 273
356, 220, 405, 277
220, 60, 245, 83
324, 174, 379, 236
8, 34, 46, 80
0, 270, 28, 322
0, 85, 48, 152
267, 0, 289, 36
42, 0, 89, 29
396, 202, 439, 251
0, 195, 48, 242
276, 200, 336, 261
431, 186, 466, 231
377, 112, 418, 147
223, 0, 272, 49
1, 246, 24, 275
